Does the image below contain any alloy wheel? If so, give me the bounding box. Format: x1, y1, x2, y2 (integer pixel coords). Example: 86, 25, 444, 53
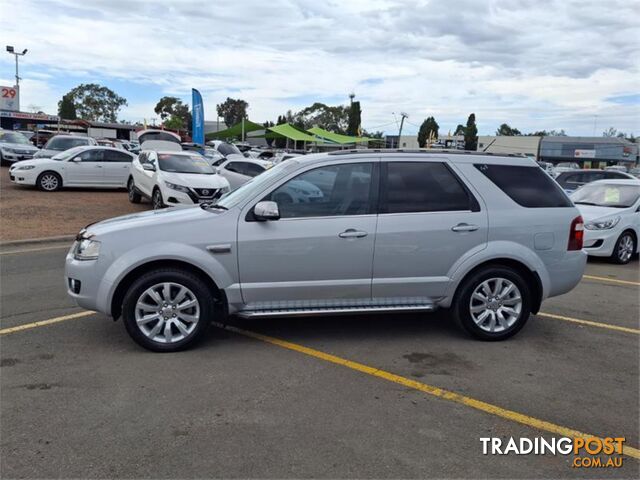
134, 282, 200, 344
40, 174, 59, 191
469, 277, 522, 333
153, 191, 163, 209
618, 234, 634, 263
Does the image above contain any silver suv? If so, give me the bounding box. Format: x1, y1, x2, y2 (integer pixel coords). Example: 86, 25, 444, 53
65, 151, 587, 351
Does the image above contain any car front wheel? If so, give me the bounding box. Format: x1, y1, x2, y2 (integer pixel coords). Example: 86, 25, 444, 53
454, 266, 531, 341
128, 178, 141, 203
611, 232, 636, 264
37, 171, 62, 191
121, 268, 213, 352
152, 188, 164, 209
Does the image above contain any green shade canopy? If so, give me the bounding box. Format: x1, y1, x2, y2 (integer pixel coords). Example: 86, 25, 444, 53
266, 123, 325, 143
307, 127, 371, 144
205, 119, 265, 140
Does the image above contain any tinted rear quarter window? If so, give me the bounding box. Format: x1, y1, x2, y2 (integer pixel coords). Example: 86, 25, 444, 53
475, 164, 572, 208
382, 162, 475, 213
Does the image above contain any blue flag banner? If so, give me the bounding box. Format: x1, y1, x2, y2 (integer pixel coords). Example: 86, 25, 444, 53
192, 88, 204, 145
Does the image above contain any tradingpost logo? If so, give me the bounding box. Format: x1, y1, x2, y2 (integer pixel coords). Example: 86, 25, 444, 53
480, 436, 625, 468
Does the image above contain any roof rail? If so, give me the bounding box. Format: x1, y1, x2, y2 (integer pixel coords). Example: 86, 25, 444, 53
327, 148, 527, 157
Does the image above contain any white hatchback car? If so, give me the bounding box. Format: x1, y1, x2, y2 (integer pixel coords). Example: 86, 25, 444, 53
128, 151, 230, 209
213, 157, 273, 190
571, 179, 640, 264
9, 146, 136, 191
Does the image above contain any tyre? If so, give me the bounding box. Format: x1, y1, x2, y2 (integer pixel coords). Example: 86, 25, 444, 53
128, 178, 141, 203
152, 188, 164, 209
610, 231, 636, 265
121, 268, 214, 352
37, 171, 62, 191
454, 266, 531, 341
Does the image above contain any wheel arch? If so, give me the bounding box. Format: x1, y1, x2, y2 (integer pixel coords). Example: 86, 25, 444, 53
110, 259, 227, 320
451, 258, 543, 314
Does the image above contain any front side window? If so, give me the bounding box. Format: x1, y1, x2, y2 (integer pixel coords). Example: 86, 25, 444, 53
157, 154, 214, 174
76, 149, 104, 162
266, 163, 374, 218
475, 164, 572, 208
381, 162, 473, 213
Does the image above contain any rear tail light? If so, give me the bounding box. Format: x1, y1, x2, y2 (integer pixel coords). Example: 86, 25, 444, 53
568, 215, 584, 251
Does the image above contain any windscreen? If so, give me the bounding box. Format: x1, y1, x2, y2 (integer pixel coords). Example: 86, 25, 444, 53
571, 184, 640, 208
0, 131, 31, 145
158, 154, 214, 174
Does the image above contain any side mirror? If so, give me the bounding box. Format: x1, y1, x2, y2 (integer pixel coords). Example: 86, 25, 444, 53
142, 163, 155, 172
212, 166, 220, 174
71, 156, 81, 162
254, 201, 280, 221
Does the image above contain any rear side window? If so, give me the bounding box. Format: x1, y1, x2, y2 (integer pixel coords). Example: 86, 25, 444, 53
381, 162, 476, 213
475, 164, 572, 208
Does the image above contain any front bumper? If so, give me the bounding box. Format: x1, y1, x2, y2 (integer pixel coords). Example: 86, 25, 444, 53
2, 151, 35, 162
65, 247, 107, 313
8, 168, 38, 185
583, 228, 620, 257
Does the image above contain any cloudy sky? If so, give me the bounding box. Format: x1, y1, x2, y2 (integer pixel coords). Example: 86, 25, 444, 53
1, 0, 639, 136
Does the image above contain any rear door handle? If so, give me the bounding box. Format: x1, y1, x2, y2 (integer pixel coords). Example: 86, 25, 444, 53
451, 223, 479, 232
95, 165, 103, 168
338, 229, 368, 239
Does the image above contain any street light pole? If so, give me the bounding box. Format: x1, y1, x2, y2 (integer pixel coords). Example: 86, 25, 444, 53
5, 46, 28, 88
397, 112, 408, 148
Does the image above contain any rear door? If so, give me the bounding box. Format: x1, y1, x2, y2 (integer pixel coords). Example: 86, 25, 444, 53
372, 159, 488, 301
65, 149, 105, 185
103, 149, 134, 186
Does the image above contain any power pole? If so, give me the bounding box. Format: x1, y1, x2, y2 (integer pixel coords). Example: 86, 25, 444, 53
397, 112, 408, 148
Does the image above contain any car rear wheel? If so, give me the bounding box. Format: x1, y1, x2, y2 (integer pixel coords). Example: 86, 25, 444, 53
611, 232, 636, 264
128, 178, 141, 203
37, 171, 62, 191
121, 268, 213, 352
454, 266, 531, 341
152, 188, 164, 209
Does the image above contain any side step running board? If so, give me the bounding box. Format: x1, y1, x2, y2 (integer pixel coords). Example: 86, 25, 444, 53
237, 304, 436, 318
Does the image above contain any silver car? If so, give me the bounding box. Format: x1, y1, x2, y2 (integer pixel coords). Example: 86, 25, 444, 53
66, 151, 587, 351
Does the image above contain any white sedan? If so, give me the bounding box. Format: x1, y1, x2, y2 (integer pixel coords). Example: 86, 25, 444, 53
571, 179, 640, 264
213, 157, 273, 190
9, 146, 136, 191
128, 150, 230, 209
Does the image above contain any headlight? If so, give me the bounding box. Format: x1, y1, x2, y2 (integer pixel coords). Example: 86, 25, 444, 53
74, 239, 101, 260
585, 216, 620, 230
15, 165, 35, 170
164, 181, 190, 193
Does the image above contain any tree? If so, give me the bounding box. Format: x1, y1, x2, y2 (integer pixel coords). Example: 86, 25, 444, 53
347, 101, 362, 136
527, 129, 567, 136
603, 127, 618, 137
496, 123, 521, 136
453, 124, 465, 136
216, 97, 248, 127
289, 103, 349, 133
57, 93, 77, 120
62, 83, 127, 122
464, 113, 478, 150
154, 96, 191, 133
417, 116, 439, 147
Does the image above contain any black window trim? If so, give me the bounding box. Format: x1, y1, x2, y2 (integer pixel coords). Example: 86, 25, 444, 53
378, 160, 480, 215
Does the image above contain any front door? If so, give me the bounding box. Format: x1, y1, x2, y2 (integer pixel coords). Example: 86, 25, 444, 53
237, 161, 378, 307
372, 159, 488, 301
65, 149, 105, 185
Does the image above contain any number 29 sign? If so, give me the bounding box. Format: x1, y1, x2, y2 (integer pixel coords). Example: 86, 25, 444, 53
1, 86, 20, 112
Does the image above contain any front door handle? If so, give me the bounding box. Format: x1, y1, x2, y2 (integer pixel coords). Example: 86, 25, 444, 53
451, 223, 479, 232
95, 165, 103, 168
338, 229, 368, 239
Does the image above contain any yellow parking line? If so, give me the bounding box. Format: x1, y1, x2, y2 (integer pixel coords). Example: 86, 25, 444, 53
582, 274, 640, 287
213, 321, 640, 460
0, 245, 70, 256
538, 312, 640, 335
0, 311, 95, 335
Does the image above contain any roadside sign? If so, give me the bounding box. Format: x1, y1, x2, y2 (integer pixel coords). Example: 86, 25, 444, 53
574, 149, 595, 158
0, 85, 19, 111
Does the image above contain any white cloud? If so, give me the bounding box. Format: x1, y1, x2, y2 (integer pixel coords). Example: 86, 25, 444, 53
2, 0, 639, 134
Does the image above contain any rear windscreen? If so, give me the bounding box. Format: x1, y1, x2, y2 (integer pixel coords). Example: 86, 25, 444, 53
474, 164, 572, 208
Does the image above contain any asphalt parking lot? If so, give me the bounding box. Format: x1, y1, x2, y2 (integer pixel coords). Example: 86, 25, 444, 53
0, 244, 638, 478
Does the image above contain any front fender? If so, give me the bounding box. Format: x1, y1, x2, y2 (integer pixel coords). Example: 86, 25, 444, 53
439, 241, 550, 308
96, 242, 235, 316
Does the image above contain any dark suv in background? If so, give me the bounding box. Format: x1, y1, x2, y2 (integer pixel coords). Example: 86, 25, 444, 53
555, 169, 635, 194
